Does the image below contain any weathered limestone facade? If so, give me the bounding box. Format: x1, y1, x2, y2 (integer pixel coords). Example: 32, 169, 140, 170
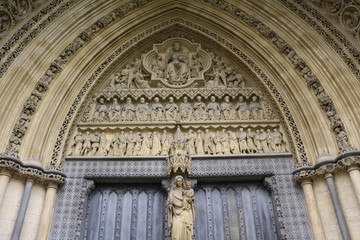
0, 0, 360, 239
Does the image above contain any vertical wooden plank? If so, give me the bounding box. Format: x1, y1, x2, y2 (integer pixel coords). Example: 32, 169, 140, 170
255, 187, 277, 240
212, 187, 225, 240
235, 186, 246, 240
221, 187, 230, 240
152, 190, 165, 240
130, 189, 139, 239
241, 186, 257, 239
135, 191, 148, 239
104, 191, 118, 240
114, 190, 123, 240
87, 190, 103, 240
120, 191, 133, 240
146, 190, 153, 240
226, 187, 240, 240
251, 185, 262, 240
205, 186, 214, 240
195, 188, 208, 240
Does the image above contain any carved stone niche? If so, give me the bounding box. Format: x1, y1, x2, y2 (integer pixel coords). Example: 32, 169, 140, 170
142, 37, 212, 88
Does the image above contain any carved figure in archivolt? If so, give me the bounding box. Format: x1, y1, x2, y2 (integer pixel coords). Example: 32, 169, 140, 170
335, 127, 351, 151
122, 97, 136, 121
167, 176, 195, 240
180, 96, 193, 121
166, 97, 178, 121
207, 96, 221, 120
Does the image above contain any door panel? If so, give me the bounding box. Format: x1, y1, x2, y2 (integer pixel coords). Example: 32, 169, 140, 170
83, 181, 277, 240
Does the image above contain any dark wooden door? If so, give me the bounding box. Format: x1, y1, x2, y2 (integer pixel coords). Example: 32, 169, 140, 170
83, 181, 277, 240
83, 183, 166, 240
195, 182, 278, 240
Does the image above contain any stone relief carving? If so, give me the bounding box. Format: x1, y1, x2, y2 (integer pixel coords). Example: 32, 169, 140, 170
68, 125, 288, 158
80, 93, 269, 123
50, 20, 309, 168
105, 37, 251, 90
341, 5, 360, 29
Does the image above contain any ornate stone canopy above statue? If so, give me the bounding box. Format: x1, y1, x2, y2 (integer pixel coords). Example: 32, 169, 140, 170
143, 38, 211, 88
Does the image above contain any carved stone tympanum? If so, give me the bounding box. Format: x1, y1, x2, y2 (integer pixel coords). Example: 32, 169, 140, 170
68, 37, 290, 160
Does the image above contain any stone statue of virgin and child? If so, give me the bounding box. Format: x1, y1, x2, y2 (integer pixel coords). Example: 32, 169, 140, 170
167, 175, 195, 240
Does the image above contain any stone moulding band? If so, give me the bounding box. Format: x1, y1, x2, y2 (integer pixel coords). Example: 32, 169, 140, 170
0, 155, 66, 184
293, 150, 360, 182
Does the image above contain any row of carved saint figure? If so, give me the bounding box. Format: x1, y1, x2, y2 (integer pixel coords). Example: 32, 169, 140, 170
91, 95, 264, 122
70, 127, 287, 157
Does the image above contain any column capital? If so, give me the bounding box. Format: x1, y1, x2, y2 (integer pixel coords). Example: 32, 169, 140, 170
0, 169, 11, 177
300, 179, 313, 186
